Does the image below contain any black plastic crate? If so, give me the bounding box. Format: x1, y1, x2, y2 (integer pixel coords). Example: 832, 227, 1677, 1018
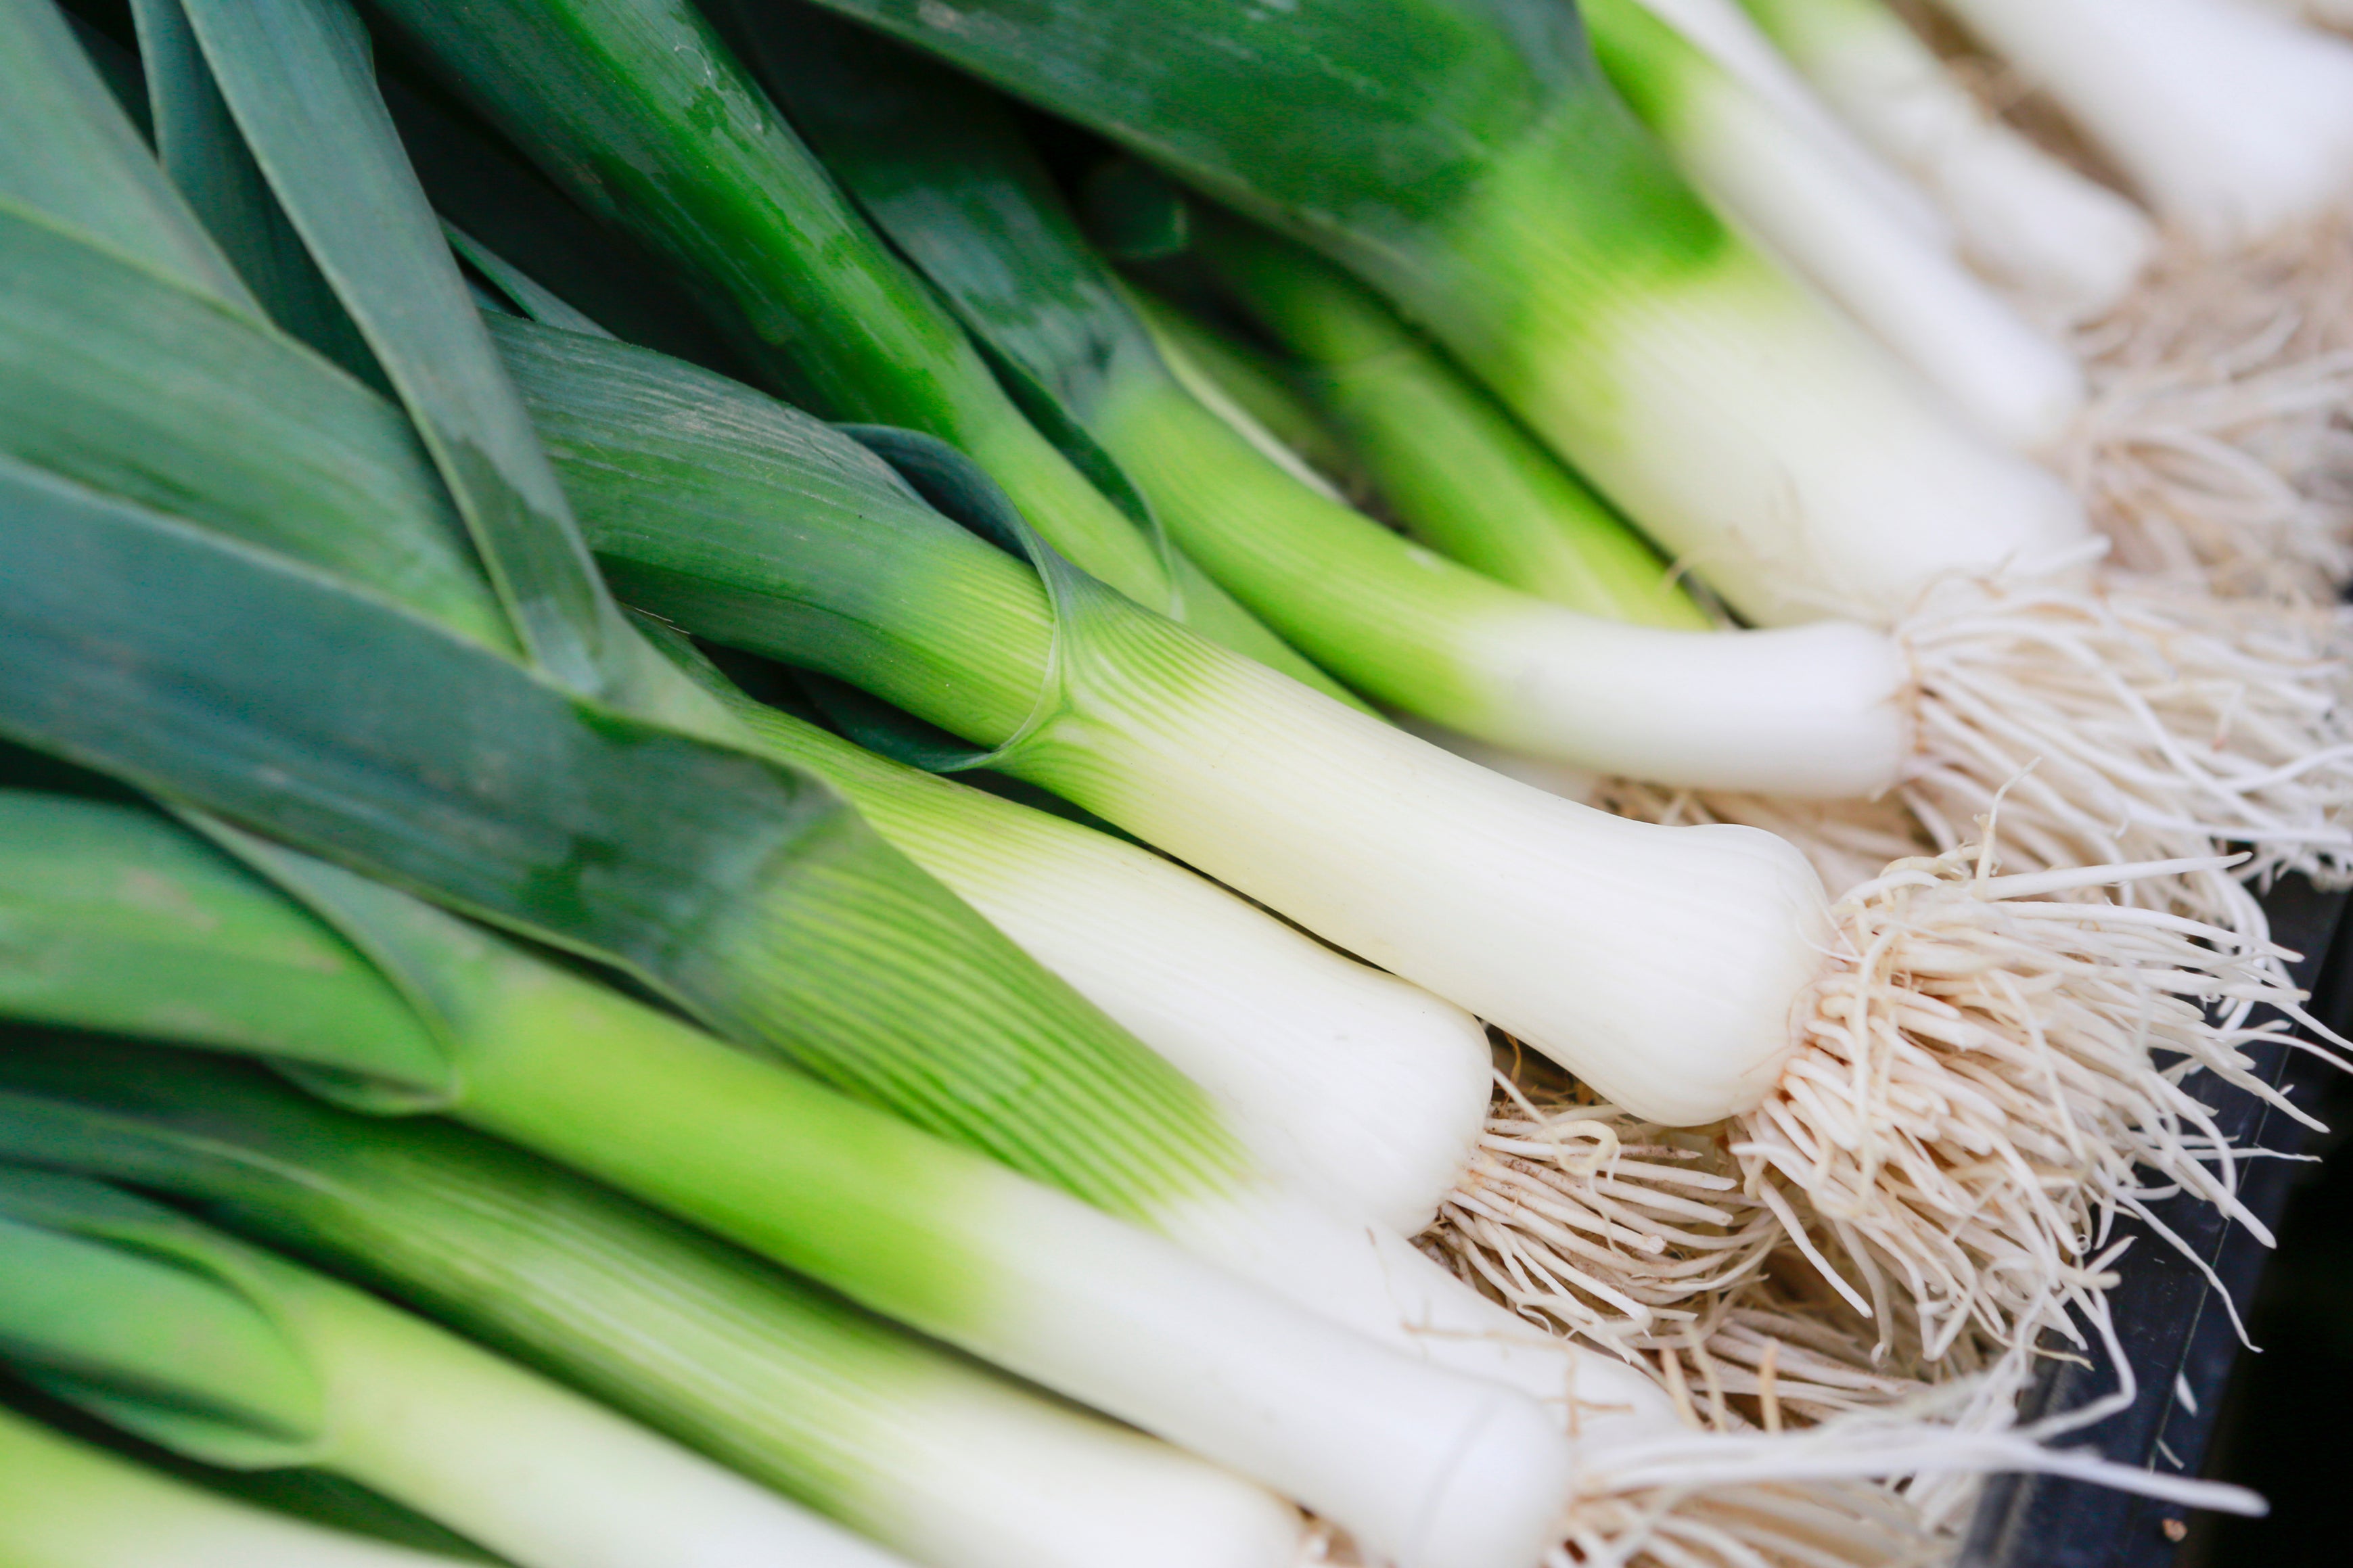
1961, 878, 2353, 1568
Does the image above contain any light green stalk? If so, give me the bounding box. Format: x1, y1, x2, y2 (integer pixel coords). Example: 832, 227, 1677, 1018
1190, 215, 1707, 628
357, 0, 1342, 699
0, 1169, 916, 1568
0, 1404, 484, 1568
1123, 285, 1369, 500
0, 1040, 1303, 1568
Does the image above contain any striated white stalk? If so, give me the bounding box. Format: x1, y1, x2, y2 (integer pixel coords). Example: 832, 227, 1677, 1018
0, 1406, 484, 1568
1015, 599, 1840, 1128
1512, 244, 2091, 628
720, 699, 1497, 1236
250, 1264, 922, 1568
997, 594, 2348, 1352
1635, 0, 1958, 248
1608, 0, 2086, 449
1931, 0, 2353, 251
1739, 0, 2158, 320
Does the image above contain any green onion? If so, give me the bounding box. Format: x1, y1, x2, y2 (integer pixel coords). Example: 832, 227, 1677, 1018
481, 319, 2331, 1358
710, 27, 2353, 921
351, 0, 1347, 704
0, 1037, 1308, 1568
1733, 0, 2157, 317
0, 1167, 918, 1568
0, 1402, 483, 1568
0, 469, 1603, 1564
784, 0, 2088, 629
0, 0, 253, 310
1926, 0, 2353, 252
1582, 0, 2088, 451
1123, 284, 1369, 502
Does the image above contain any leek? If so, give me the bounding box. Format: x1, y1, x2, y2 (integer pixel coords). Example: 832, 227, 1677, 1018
1635, 0, 1957, 244
0, 1168, 917, 1568
347, 0, 1345, 701
0, 480, 1607, 1568
785, 0, 2088, 628
717, 23, 2353, 923
1584, 0, 2088, 451
0, 1403, 486, 1568
1734, 0, 2158, 318
482, 319, 2325, 1359
1124, 284, 1369, 501
1193, 220, 2353, 915
1925, 0, 2353, 252
0, 1037, 1306, 1568
0, 78, 1563, 1435
674, 672, 1497, 1235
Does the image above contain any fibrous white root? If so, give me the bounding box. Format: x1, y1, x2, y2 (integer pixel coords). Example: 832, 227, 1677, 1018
2060, 216, 2353, 601
1735, 839, 2343, 1364
1897, 563, 2353, 933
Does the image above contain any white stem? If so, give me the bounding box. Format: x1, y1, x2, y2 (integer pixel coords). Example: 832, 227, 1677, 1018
1455, 607, 1913, 795
0, 1406, 477, 1568
1519, 244, 2091, 626
1635, 0, 1959, 248
1933, 0, 2353, 250
765, 716, 1496, 1235
934, 1168, 1578, 1568
281, 1272, 919, 1568
1625, 11, 2087, 449
1739, 0, 2158, 319
1018, 605, 1840, 1127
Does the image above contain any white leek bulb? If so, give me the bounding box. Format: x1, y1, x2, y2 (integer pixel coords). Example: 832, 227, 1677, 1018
1598, 0, 2086, 448
1933, 0, 2353, 250
1739, 0, 2158, 319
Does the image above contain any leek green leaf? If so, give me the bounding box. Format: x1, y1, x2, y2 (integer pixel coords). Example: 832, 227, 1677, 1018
129, 0, 385, 388
0, 0, 252, 304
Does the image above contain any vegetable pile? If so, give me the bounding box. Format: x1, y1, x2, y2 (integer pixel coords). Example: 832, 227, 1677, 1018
1, 1, 2348, 1565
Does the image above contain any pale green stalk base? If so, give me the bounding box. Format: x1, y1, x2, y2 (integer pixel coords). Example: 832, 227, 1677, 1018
1191, 220, 1710, 630
981, 585, 1839, 1127
1933, 0, 2353, 252
1127, 284, 1367, 497
1448, 185, 2090, 624
0, 1407, 474, 1568
1738, 0, 2157, 319
954, 407, 1350, 701
1589, 0, 2087, 451
262, 1266, 912, 1568
714, 693, 1497, 1235
1094, 373, 1915, 794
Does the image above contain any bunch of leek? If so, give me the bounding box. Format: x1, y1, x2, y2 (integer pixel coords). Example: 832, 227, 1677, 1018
0, 8, 1614, 1561
485, 305, 2323, 1363
1730, 0, 2353, 597
0, 0, 2308, 1554
753, 0, 2353, 902
1731, 0, 2159, 318
0, 1029, 1306, 1568
0, 1166, 920, 1568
